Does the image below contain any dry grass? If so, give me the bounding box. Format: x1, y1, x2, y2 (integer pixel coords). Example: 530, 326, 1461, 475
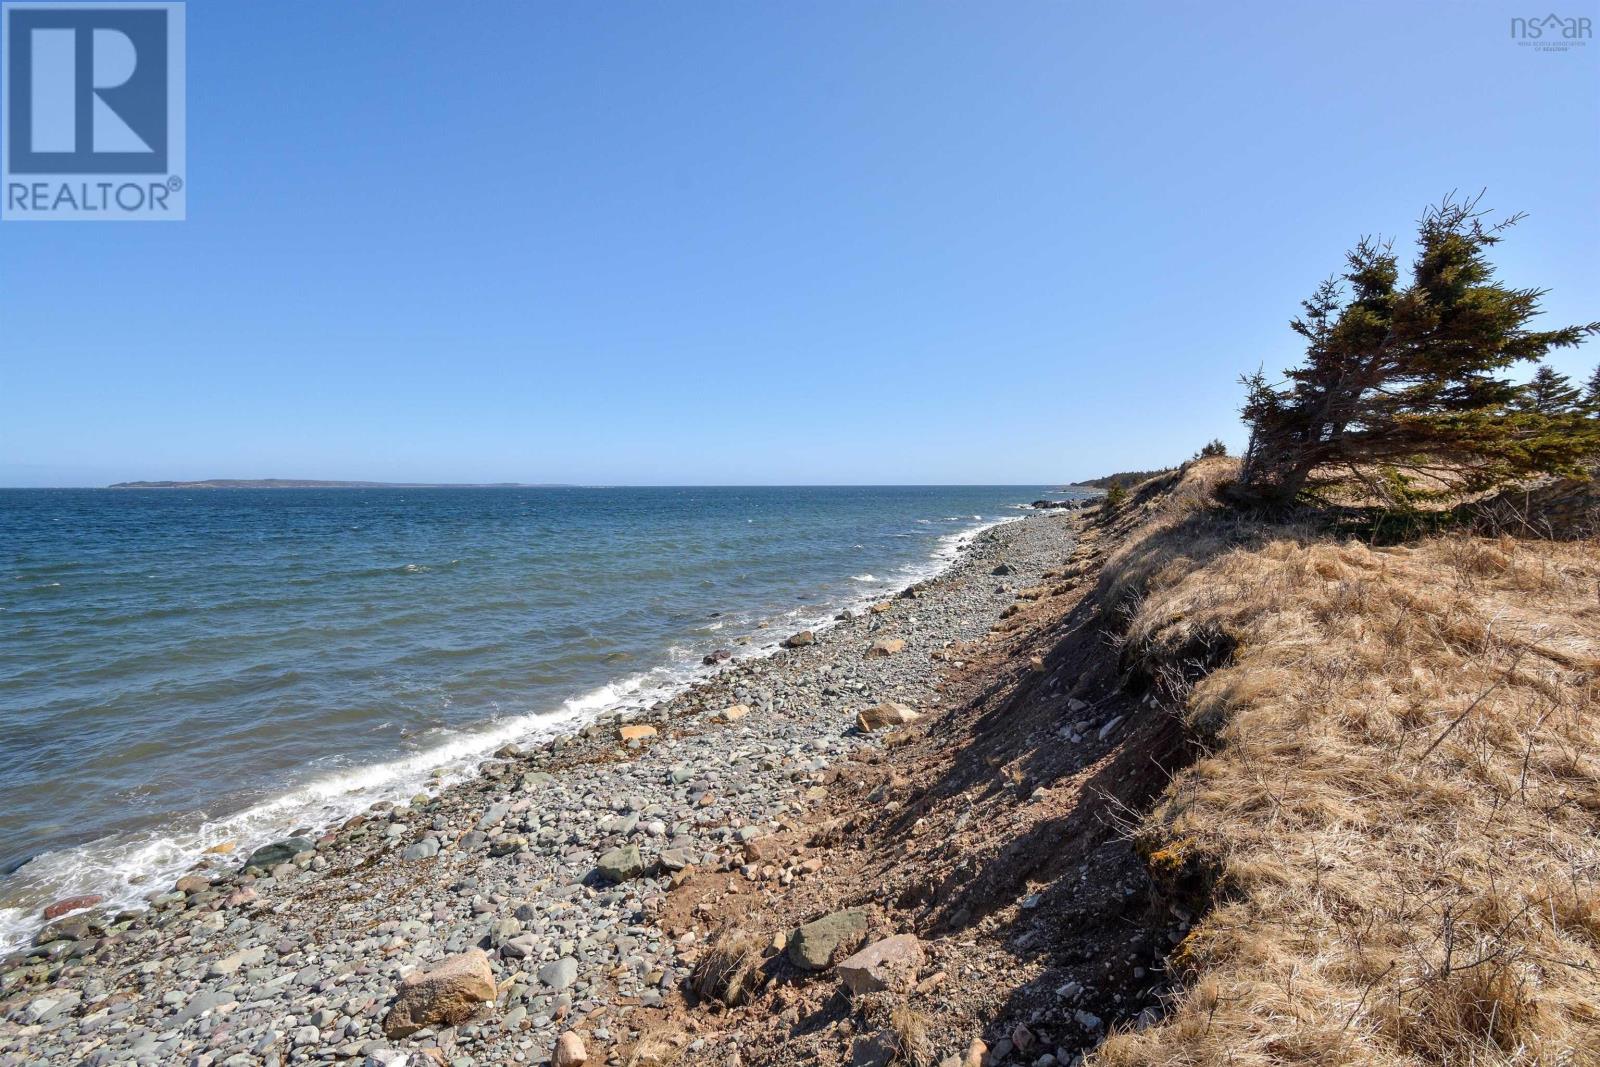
1091, 459, 1600, 1066
689, 925, 769, 1008
888, 1001, 936, 1066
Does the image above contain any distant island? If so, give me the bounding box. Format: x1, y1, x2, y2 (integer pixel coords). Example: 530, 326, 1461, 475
107, 479, 573, 489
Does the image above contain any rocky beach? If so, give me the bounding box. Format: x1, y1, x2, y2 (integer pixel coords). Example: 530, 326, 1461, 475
0, 509, 1083, 1067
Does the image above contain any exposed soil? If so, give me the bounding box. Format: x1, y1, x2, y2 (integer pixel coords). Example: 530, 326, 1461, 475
628, 517, 1206, 1066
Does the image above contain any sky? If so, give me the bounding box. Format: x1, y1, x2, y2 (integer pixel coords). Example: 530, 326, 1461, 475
2, 0, 1597, 486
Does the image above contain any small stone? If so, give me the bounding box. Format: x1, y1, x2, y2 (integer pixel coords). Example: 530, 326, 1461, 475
539, 956, 578, 990
501, 933, 538, 959
41, 894, 104, 920
553, 1030, 587, 1067
596, 844, 644, 882
787, 910, 868, 970
742, 835, 789, 865
856, 702, 920, 732
403, 839, 440, 861
837, 934, 924, 995
224, 887, 258, 908
382, 949, 496, 1039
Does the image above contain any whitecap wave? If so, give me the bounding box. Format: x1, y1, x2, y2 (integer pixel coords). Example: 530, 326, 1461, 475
0, 665, 690, 954
0, 503, 1031, 955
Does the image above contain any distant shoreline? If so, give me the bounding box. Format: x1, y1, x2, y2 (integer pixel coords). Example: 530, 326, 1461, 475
105, 479, 575, 489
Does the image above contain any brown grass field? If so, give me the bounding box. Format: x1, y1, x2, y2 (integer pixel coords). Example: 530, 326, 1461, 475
1094, 458, 1600, 1066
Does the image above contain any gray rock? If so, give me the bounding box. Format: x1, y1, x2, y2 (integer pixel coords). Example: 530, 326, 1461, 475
787, 910, 868, 970
657, 848, 693, 872
477, 802, 510, 831
538, 956, 578, 990
402, 838, 440, 861
243, 837, 314, 870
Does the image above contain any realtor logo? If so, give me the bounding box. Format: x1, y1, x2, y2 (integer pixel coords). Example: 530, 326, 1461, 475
2, 2, 185, 220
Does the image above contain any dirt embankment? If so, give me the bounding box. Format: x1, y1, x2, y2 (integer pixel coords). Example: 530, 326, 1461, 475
631, 458, 1600, 1067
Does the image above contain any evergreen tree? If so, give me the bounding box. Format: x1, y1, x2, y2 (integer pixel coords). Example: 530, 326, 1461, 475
1517, 366, 1581, 415
1240, 195, 1600, 503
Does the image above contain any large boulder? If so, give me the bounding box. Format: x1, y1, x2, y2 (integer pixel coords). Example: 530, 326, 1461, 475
787, 910, 868, 971
242, 837, 314, 871
382, 949, 496, 1038
838, 934, 925, 994
856, 702, 920, 732
866, 638, 906, 657
782, 630, 815, 648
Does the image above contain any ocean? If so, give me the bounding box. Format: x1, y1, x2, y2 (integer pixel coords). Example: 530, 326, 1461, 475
0, 484, 1069, 951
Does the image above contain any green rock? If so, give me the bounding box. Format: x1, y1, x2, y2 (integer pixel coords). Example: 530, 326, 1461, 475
787, 909, 868, 970
596, 844, 644, 882
242, 837, 314, 871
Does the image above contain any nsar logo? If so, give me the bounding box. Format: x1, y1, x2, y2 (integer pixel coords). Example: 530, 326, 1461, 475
2, 2, 185, 221
1510, 12, 1592, 51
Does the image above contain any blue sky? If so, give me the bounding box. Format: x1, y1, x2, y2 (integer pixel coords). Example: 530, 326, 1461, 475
2, 0, 1596, 486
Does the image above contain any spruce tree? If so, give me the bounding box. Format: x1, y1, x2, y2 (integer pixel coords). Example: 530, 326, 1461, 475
1518, 367, 1581, 415
1240, 195, 1600, 503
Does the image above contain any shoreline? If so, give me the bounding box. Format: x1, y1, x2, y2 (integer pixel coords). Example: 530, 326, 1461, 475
0, 511, 1027, 959
0, 509, 1079, 1066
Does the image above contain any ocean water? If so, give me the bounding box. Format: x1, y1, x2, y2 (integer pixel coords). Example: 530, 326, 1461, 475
0, 485, 1069, 951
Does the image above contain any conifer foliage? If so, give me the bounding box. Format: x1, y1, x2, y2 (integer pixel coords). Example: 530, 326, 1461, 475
1239, 194, 1600, 503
